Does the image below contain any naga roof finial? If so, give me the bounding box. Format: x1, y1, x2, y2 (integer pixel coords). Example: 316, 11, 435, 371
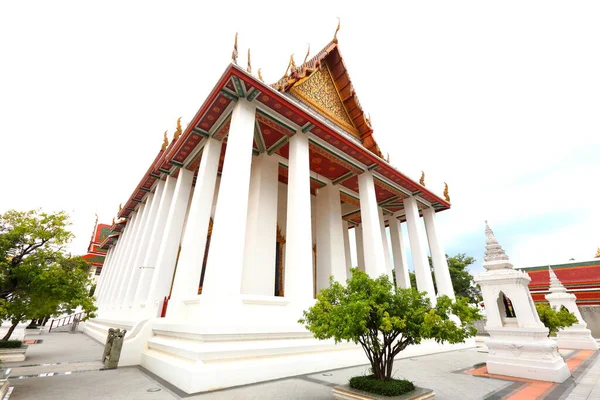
303, 43, 311, 64
118, 203, 122, 212
173, 117, 182, 141
443, 182, 450, 203
333, 18, 341, 44
420, 171, 425, 186
161, 130, 169, 151
596, 247, 600, 258
231, 32, 239, 64
284, 54, 296, 77
247, 48, 252, 73
94, 213, 98, 224
258, 68, 264, 82
112, 217, 115, 225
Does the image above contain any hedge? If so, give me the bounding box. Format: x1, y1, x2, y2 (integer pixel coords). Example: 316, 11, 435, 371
349, 375, 415, 397
0, 340, 23, 349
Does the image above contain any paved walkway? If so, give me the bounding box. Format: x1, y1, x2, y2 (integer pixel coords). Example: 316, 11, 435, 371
2, 330, 599, 400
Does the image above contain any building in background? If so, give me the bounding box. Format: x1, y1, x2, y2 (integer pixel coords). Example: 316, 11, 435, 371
81, 217, 110, 284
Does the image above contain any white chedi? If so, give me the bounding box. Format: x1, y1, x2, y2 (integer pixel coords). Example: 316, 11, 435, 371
475, 222, 571, 383
545, 267, 598, 350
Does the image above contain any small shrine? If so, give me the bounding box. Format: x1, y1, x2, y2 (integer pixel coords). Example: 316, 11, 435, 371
545, 267, 599, 350
475, 222, 571, 383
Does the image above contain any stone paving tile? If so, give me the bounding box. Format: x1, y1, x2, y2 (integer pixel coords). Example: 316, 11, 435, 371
186, 378, 331, 400
566, 349, 600, 400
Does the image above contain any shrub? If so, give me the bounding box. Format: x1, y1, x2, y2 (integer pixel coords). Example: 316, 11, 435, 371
536, 304, 578, 336
0, 340, 23, 349
349, 375, 415, 397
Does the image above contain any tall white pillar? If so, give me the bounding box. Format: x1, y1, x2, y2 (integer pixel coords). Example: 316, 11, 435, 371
241, 153, 279, 296
98, 237, 125, 305
403, 196, 436, 302
389, 216, 410, 289
202, 99, 257, 299
316, 184, 347, 291
115, 201, 149, 306
355, 224, 366, 272
123, 188, 162, 306
378, 207, 393, 280
146, 168, 194, 305
95, 247, 115, 304
358, 172, 387, 278
342, 221, 352, 278
133, 177, 176, 305
283, 132, 313, 301
106, 212, 139, 306
170, 138, 222, 301
422, 207, 455, 299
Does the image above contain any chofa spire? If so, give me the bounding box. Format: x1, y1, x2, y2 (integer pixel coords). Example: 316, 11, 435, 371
548, 267, 567, 293
483, 221, 513, 270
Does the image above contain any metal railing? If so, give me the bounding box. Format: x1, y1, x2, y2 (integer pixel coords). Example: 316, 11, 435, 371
49, 311, 86, 332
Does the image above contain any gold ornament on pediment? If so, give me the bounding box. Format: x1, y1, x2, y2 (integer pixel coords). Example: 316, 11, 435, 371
232, 32, 239, 64
420, 171, 425, 186
303, 43, 311, 64
173, 117, 182, 141
290, 64, 358, 136
162, 131, 169, 151
443, 182, 450, 203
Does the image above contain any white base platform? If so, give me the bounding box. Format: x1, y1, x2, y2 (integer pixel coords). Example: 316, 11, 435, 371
557, 325, 599, 350
85, 317, 475, 395
485, 327, 571, 383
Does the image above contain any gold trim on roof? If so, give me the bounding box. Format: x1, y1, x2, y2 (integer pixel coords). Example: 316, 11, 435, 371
162, 131, 169, 151
247, 49, 252, 73
444, 182, 450, 203
231, 32, 238, 64
420, 171, 425, 186
173, 118, 182, 141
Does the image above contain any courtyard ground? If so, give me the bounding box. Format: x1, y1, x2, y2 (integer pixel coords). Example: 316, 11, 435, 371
2, 327, 599, 399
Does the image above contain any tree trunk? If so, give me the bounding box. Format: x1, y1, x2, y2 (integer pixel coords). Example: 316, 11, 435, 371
2, 321, 19, 341
27, 320, 37, 328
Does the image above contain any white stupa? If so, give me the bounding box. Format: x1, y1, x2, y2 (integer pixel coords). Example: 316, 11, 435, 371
475, 222, 571, 383
545, 267, 598, 350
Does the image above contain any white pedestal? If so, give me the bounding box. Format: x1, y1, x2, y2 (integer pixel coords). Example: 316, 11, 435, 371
557, 324, 599, 350
485, 327, 571, 383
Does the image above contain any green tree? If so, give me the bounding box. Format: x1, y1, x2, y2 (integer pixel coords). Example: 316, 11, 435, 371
0, 209, 97, 341
536, 304, 578, 336
408, 253, 481, 303
299, 269, 481, 381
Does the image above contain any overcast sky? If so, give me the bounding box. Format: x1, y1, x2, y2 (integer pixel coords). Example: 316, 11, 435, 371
1, 1, 599, 273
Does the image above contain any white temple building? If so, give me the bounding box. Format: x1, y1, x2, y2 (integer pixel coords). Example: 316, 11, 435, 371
86, 33, 465, 394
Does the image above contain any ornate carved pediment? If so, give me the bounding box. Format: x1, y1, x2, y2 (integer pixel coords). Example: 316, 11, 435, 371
290, 63, 359, 137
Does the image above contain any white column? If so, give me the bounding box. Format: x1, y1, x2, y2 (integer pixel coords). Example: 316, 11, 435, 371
378, 207, 393, 280
106, 212, 139, 306
358, 172, 387, 278
95, 247, 115, 303
355, 224, 365, 272
342, 221, 352, 278
422, 207, 455, 299
146, 168, 194, 305
202, 99, 257, 299
283, 132, 313, 301
241, 153, 279, 296
316, 184, 347, 291
123, 188, 161, 306
403, 196, 436, 302
98, 238, 125, 305
115, 201, 149, 306
134, 177, 176, 305
389, 216, 410, 289
170, 138, 222, 301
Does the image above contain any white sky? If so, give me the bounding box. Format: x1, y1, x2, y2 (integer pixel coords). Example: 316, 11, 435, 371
1, 1, 599, 271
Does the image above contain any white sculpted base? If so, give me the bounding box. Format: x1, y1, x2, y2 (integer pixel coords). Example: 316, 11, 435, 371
485, 327, 571, 382
556, 324, 599, 350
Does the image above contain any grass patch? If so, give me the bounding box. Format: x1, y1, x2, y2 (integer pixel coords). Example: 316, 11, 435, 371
349, 375, 415, 397
0, 340, 23, 349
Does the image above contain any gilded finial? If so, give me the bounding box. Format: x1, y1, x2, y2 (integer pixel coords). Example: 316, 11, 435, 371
303, 43, 310, 64
94, 213, 98, 223
333, 18, 340, 44
258, 68, 264, 82
595, 247, 600, 258
247, 48, 252, 73
161, 131, 169, 151
365, 113, 372, 128
385, 153, 390, 163
118, 203, 122, 212
231, 32, 239, 64
173, 117, 182, 141
443, 182, 450, 203
112, 217, 115, 225
284, 54, 296, 77
420, 171, 425, 186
